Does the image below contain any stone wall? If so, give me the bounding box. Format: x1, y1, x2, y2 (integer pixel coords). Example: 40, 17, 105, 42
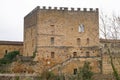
0, 74, 38, 80
51, 57, 101, 75
37, 7, 99, 47
0, 74, 115, 80
100, 39, 120, 74
24, 6, 100, 74
0, 41, 23, 58
24, 6, 99, 56
24, 7, 38, 56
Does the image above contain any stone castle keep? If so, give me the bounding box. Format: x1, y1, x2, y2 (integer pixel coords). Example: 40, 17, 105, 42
24, 6, 101, 74
0, 6, 120, 75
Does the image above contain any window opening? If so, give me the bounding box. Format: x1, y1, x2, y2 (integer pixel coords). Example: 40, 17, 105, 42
86, 51, 90, 57
73, 68, 77, 75
77, 38, 81, 46
73, 52, 77, 57
51, 52, 55, 58
87, 38, 90, 44
79, 24, 84, 32
5, 50, 8, 54
51, 37, 54, 45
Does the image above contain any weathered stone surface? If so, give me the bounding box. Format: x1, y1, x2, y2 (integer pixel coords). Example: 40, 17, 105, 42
100, 39, 120, 74
24, 6, 100, 74
0, 41, 23, 58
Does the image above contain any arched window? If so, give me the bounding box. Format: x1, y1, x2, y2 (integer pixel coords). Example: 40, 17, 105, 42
79, 24, 84, 32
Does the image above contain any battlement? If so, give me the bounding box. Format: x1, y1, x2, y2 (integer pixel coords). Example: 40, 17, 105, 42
25, 6, 98, 18
39, 6, 98, 12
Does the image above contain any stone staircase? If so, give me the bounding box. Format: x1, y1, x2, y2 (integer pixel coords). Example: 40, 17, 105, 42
49, 58, 73, 71
49, 56, 101, 71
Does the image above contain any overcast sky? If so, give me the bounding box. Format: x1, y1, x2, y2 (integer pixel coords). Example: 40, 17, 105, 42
0, 0, 120, 41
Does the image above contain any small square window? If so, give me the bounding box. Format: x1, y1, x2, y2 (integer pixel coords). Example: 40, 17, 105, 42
5, 50, 8, 54
73, 52, 77, 57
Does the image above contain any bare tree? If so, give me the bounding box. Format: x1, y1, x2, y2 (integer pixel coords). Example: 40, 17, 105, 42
100, 12, 120, 80
100, 12, 120, 39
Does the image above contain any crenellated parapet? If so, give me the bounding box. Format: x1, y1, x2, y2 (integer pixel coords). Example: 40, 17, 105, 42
25, 6, 98, 19
39, 6, 98, 12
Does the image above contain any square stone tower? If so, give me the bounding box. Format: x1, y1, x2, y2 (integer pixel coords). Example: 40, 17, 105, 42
24, 6, 101, 74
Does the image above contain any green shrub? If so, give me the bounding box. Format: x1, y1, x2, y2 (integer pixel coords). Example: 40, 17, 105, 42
4, 51, 19, 60
76, 61, 93, 80
15, 76, 20, 80
0, 51, 19, 64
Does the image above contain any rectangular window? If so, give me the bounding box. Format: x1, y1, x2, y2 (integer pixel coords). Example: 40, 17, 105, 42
77, 38, 81, 46
79, 24, 84, 32
87, 38, 90, 44
5, 50, 8, 54
50, 25, 55, 34
86, 51, 90, 57
51, 52, 55, 58
51, 37, 54, 45
73, 68, 77, 75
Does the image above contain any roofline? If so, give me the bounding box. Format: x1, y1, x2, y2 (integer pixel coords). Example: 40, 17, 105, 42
100, 39, 120, 43
0, 41, 23, 45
